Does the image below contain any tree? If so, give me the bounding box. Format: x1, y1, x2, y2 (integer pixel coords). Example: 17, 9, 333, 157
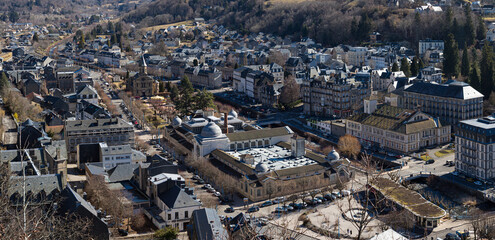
32, 32, 39, 42
0, 72, 10, 92
476, 15, 486, 42
78, 33, 85, 49
159, 81, 165, 92
337, 134, 361, 160
410, 56, 419, 77
175, 76, 195, 115
194, 89, 215, 110
481, 44, 494, 98
357, 13, 373, 41
279, 75, 300, 109
470, 61, 481, 92
464, 5, 476, 47
443, 33, 460, 79
391, 62, 399, 72
170, 85, 179, 101
400, 57, 411, 77
154, 227, 178, 240
193, 59, 198, 66
8, 11, 19, 23
461, 47, 470, 77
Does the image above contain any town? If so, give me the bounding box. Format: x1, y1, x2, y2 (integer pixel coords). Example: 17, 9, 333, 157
1, 0, 495, 240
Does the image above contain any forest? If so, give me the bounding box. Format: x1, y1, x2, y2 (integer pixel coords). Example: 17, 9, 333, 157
123, 0, 475, 47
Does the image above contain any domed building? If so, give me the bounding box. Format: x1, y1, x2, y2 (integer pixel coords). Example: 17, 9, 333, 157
200, 122, 223, 138
172, 116, 182, 128
325, 149, 340, 161
229, 109, 238, 118
193, 122, 229, 157
255, 162, 269, 173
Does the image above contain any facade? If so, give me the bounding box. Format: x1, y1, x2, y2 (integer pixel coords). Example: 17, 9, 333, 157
99, 143, 146, 170
64, 118, 135, 162
184, 65, 222, 89
346, 47, 367, 66
455, 116, 495, 181
346, 105, 451, 153
56, 67, 77, 93
188, 208, 228, 240
127, 57, 157, 97
419, 39, 444, 55
302, 74, 371, 118
396, 81, 484, 126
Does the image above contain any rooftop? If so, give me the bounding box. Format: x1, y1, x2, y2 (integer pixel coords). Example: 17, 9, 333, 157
225, 144, 318, 172
226, 126, 293, 142
403, 81, 483, 100
65, 118, 133, 131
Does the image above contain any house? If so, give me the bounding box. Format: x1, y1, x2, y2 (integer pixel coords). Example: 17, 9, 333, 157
285, 57, 305, 76
184, 64, 222, 89
188, 208, 228, 240
76, 100, 111, 120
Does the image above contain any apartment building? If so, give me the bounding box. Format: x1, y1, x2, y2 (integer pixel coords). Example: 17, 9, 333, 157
419, 39, 444, 55
302, 74, 371, 118
184, 65, 222, 89
455, 116, 495, 181
346, 47, 368, 67
346, 105, 451, 153
396, 81, 484, 126
64, 118, 135, 162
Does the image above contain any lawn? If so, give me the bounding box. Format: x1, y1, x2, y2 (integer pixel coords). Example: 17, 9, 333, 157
420, 153, 433, 161
434, 149, 455, 158
141, 20, 194, 31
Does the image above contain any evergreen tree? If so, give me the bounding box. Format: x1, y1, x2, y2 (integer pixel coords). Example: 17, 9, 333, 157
32, 32, 38, 42
469, 61, 481, 92
410, 56, 419, 76
170, 85, 179, 101
461, 47, 470, 77
443, 33, 460, 79
452, 18, 464, 47
414, 12, 422, 43
159, 82, 165, 92
0, 72, 10, 92
176, 76, 194, 115
477, 15, 487, 42
418, 57, 425, 70
194, 89, 215, 110
165, 81, 171, 92
481, 44, 494, 98
358, 13, 373, 41
400, 58, 411, 77
351, 17, 359, 40
78, 33, 85, 49
464, 6, 476, 47
391, 62, 399, 72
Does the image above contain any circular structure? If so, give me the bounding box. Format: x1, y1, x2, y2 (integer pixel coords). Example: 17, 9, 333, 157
255, 162, 269, 173
326, 149, 340, 161
201, 122, 223, 138
172, 116, 182, 127
229, 109, 238, 118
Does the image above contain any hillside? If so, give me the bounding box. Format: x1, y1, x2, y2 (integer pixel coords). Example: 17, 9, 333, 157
124, 0, 466, 47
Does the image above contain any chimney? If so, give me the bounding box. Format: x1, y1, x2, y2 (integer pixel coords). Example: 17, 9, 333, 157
56, 148, 61, 159
224, 112, 229, 134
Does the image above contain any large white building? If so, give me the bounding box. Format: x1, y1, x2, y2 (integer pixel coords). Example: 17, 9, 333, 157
455, 116, 495, 182
419, 39, 444, 55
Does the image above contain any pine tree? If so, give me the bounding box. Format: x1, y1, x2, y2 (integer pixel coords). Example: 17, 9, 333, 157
443, 33, 460, 79
461, 47, 470, 77
410, 56, 419, 76
358, 13, 373, 41
469, 61, 481, 91
481, 44, 495, 98
464, 6, 476, 47
351, 17, 359, 40
391, 62, 399, 72
400, 58, 411, 77
477, 15, 487, 42
418, 57, 425, 70
32, 32, 38, 42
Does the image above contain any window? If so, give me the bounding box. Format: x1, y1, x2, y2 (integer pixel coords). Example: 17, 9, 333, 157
168, 214, 171, 220
175, 212, 179, 219
185, 211, 188, 218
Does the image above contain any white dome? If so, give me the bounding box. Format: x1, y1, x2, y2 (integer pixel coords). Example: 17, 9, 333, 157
172, 116, 182, 127
255, 162, 269, 173
326, 149, 340, 161
201, 122, 223, 138
229, 109, 238, 118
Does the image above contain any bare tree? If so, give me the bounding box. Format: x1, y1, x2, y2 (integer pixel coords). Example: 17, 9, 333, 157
279, 75, 300, 109
338, 134, 361, 160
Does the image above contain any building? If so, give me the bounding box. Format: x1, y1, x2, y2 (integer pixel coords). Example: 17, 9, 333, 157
64, 118, 135, 162
56, 67, 77, 94
127, 56, 157, 97
419, 39, 444, 56
77, 142, 146, 170
346, 47, 367, 66
184, 65, 222, 89
302, 74, 371, 118
455, 115, 495, 181
188, 208, 228, 240
396, 81, 483, 126
346, 105, 451, 153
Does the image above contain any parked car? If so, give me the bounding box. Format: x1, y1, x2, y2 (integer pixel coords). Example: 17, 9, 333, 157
324, 193, 336, 201
332, 191, 341, 198
284, 205, 294, 211
197, 179, 205, 184
274, 207, 287, 213
425, 159, 435, 164
225, 207, 235, 213
247, 206, 260, 213
273, 197, 285, 204
204, 184, 212, 189
118, 228, 128, 236
258, 217, 268, 226
261, 201, 273, 207
474, 181, 482, 186
192, 175, 200, 180
445, 233, 461, 240
341, 190, 351, 197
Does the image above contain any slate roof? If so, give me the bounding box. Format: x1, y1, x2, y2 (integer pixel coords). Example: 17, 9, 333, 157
9, 174, 63, 197
191, 208, 228, 240
226, 126, 293, 142
65, 118, 132, 131
403, 81, 483, 99
159, 185, 201, 209
107, 163, 139, 182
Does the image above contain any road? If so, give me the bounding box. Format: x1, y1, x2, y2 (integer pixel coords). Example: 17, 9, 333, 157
2, 111, 17, 149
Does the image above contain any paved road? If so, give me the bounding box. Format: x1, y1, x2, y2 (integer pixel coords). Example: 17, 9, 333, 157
2, 112, 17, 148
